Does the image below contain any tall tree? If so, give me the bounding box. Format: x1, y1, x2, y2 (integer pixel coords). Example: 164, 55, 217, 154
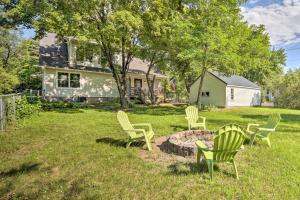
0, 27, 40, 94
13, 39, 41, 91
18, 0, 150, 108
170, 0, 245, 105
275, 68, 300, 109
138, 0, 171, 104
239, 24, 285, 86
0, 27, 20, 69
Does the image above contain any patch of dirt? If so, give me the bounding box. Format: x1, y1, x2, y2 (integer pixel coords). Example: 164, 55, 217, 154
50, 167, 60, 177
139, 136, 195, 166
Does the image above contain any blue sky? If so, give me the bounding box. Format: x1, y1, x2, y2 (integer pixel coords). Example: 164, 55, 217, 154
22, 0, 300, 70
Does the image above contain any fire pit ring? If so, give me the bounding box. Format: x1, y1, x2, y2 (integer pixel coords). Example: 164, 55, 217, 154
160, 130, 213, 157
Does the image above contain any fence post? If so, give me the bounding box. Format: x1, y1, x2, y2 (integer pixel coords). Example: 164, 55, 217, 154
13, 95, 16, 121
3, 97, 6, 130
0, 96, 3, 131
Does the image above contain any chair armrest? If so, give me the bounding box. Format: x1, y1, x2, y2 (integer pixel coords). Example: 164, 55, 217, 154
132, 123, 153, 131
257, 128, 275, 132
247, 123, 260, 132
124, 128, 146, 134
195, 141, 209, 151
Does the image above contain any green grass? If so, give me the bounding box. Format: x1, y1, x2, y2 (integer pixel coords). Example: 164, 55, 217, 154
1, 105, 300, 199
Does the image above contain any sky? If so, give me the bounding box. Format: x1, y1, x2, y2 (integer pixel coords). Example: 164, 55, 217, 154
22, 0, 300, 70
241, 0, 300, 70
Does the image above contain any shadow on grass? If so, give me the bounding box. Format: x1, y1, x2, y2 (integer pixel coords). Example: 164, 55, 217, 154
130, 106, 186, 116
241, 114, 300, 123
170, 125, 187, 132
167, 161, 220, 175
167, 162, 207, 175
167, 161, 238, 179
96, 137, 145, 148
0, 162, 41, 178
53, 109, 84, 114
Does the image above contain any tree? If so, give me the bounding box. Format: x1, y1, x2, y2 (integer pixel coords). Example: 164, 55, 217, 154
14, 39, 41, 91
169, 0, 246, 105
138, 0, 171, 104
239, 24, 285, 87
0, 27, 40, 94
14, 0, 154, 108
0, 68, 19, 94
0, 27, 20, 69
274, 68, 300, 109
168, 1, 286, 105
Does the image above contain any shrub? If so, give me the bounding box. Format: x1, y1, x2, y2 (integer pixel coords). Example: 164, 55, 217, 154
41, 101, 86, 111
16, 96, 41, 120
200, 104, 218, 112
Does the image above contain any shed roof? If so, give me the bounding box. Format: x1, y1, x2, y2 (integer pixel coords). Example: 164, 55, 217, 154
210, 71, 260, 89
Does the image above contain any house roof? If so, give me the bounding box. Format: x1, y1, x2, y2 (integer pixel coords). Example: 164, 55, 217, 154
39, 33, 167, 78
210, 71, 260, 89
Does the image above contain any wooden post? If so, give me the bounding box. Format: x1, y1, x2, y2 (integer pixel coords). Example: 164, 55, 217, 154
30, 89, 33, 101
0, 96, 3, 131
12, 95, 16, 121
2, 97, 6, 131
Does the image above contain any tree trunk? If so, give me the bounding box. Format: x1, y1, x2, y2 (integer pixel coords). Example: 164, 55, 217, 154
110, 67, 128, 109
146, 54, 157, 104
196, 68, 206, 106
184, 74, 193, 94
98, 39, 133, 109
146, 68, 156, 104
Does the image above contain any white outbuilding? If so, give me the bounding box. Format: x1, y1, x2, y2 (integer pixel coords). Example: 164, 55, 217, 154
189, 71, 261, 107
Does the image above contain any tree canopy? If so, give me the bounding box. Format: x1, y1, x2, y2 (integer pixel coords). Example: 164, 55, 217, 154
0, 27, 40, 94
274, 68, 300, 109
1, 0, 287, 107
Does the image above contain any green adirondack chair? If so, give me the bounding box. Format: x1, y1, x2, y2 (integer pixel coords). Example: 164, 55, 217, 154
247, 113, 281, 147
117, 111, 154, 151
185, 106, 206, 130
196, 124, 246, 181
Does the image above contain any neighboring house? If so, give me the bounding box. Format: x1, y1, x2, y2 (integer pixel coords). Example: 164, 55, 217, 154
39, 33, 167, 102
266, 89, 275, 102
189, 71, 261, 107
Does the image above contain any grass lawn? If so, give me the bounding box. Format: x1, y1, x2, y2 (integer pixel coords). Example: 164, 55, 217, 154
1, 105, 300, 199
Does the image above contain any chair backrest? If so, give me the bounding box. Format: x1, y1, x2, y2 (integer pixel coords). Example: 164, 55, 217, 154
263, 113, 281, 129
117, 111, 136, 138
213, 124, 245, 162
185, 106, 199, 123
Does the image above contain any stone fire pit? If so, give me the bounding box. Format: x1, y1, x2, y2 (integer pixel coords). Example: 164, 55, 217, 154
160, 130, 213, 157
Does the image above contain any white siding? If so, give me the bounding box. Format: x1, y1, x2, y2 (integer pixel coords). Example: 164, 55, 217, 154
44, 68, 119, 98
189, 72, 227, 107
44, 67, 165, 98
226, 86, 261, 107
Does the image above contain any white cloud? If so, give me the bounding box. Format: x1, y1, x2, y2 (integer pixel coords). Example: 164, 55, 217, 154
241, 0, 300, 46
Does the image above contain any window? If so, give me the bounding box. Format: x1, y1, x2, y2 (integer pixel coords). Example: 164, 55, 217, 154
231, 88, 234, 100
57, 72, 80, 88
70, 74, 80, 88
201, 91, 210, 97
75, 42, 106, 66
57, 72, 69, 88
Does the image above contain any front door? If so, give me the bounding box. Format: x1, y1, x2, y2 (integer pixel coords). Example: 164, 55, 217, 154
134, 79, 142, 89
134, 79, 142, 96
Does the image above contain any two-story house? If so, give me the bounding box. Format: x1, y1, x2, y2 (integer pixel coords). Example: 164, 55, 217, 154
40, 33, 167, 102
